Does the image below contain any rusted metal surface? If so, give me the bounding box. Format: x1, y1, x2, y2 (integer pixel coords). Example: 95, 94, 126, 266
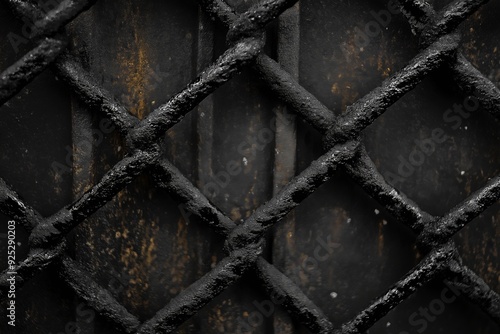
0, 0, 499, 333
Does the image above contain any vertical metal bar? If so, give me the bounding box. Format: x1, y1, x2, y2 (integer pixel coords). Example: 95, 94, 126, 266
271, 3, 299, 333
196, 7, 215, 193
194, 6, 216, 332
71, 85, 96, 334
69, 13, 97, 334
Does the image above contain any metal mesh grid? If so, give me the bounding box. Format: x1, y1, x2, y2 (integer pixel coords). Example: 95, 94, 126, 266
0, 0, 499, 333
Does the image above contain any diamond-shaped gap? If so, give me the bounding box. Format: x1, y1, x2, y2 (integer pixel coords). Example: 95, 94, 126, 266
202, 67, 276, 222
198, 14, 278, 222
363, 66, 500, 307
71, 167, 225, 322
0, 68, 73, 216
299, 0, 420, 115
363, 73, 500, 217
268, 87, 420, 327
368, 278, 499, 334
272, 168, 419, 326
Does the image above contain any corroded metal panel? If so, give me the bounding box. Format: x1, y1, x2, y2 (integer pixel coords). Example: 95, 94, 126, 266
0, 0, 498, 334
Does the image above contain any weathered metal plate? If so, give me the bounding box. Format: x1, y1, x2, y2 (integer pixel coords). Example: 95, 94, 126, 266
0, 0, 498, 333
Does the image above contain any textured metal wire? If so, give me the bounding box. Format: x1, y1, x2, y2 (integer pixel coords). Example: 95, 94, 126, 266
0, 0, 499, 333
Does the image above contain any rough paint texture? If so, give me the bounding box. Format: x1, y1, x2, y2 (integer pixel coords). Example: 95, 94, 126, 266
0, 0, 498, 333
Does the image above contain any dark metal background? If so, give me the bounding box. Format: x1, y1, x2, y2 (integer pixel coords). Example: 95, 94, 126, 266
0, 0, 499, 333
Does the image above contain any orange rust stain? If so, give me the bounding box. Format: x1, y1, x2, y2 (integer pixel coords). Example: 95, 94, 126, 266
208, 306, 229, 332
230, 207, 242, 221
243, 189, 256, 219
461, 11, 483, 68
329, 29, 363, 112
168, 217, 191, 295
211, 255, 218, 268
413, 244, 422, 265
72, 2, 163, 310
373, 36, 395, 79
296, 253, 311, 288
330, 28, 398, 112
118, 215, 159, 309
330, 207, 348, 240
331, 82, 340, 94
285, 217, 296, 256
141, 219, 158, 267
377, 54, 392, 78
117, 0, 152, 120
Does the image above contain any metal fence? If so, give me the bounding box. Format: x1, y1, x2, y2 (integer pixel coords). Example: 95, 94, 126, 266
0, 0, 499, 333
